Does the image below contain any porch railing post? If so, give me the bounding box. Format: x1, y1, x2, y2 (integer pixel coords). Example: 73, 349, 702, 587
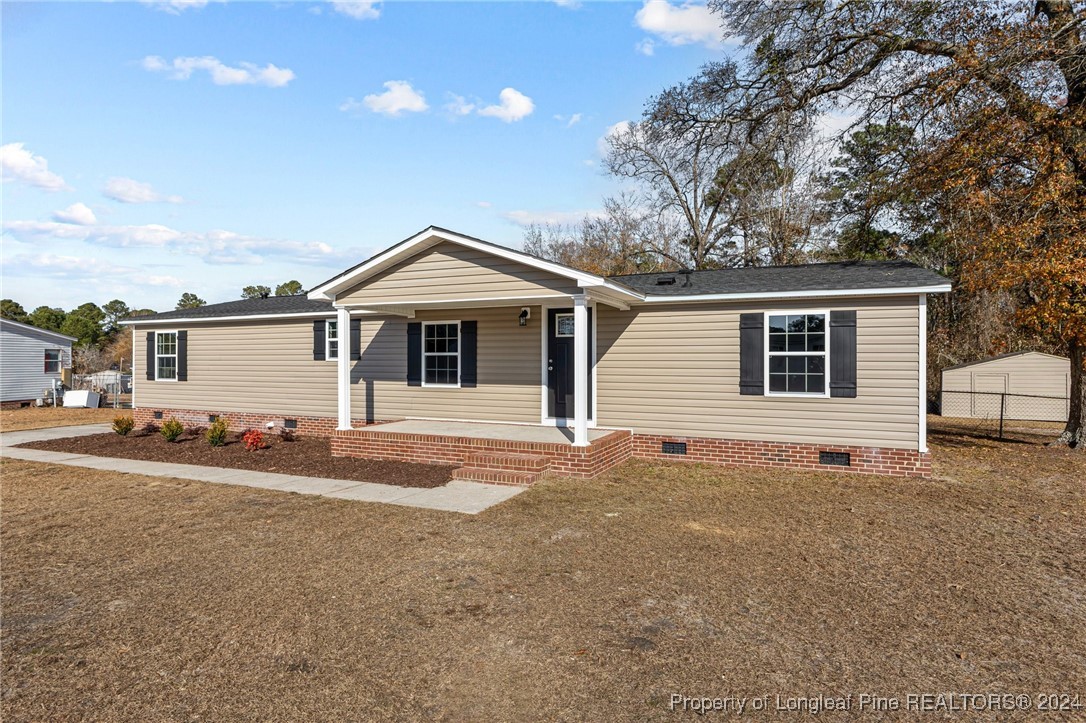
336, 306, 352, 431
572, 295, 589, 447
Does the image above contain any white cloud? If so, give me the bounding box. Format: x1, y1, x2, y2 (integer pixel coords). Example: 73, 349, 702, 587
475, 201, 492, 208
634, 0, 723, 48
552, 0, 581, 8
103, 177, 184, 204
2, 252, 184, 289
502, 209, 604, 227
477, 88, 535, 123
51, 203, 97, 226
0, 143, 70, 192
443, 93, 476, 117
2, 219, 361, 268
354, 81, 429, 117
636, 38, 656, 56
329, 1, 380, 20
554, 113, 583, 128
142, 55, 295, 87
141, 0, 212, 14
598, 120, 632, 156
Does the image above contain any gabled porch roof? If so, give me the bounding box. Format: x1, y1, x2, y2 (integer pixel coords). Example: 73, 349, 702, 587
307, 226, 644, 312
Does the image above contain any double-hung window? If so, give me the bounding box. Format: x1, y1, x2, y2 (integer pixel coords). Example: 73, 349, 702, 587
423, 322, 459, 386
156, 331, 178, 381
766, 312, 827, 396
44, 349, 61, 373
326, 320, 339, 361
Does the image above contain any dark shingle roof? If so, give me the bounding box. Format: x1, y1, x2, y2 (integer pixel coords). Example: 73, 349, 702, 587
609, 260, 949, 296
132, 295, 332, 322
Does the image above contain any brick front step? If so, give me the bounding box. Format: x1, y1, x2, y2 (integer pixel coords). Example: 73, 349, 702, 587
463, 451, 549, 473
451, 467, 541, 486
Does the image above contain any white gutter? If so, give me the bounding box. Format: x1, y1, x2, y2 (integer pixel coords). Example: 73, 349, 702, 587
638, 284, 952, 304
119, 310, 380, 326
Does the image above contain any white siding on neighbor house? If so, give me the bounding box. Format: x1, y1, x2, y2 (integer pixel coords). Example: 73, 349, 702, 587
941, 352, 1071, 421
336, 241, 581, 305
0, 321, 72, 403
595, 296, 923, 450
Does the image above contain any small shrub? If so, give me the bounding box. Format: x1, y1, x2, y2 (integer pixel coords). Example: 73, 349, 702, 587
112, 416, 135, 436
242, 429, 266, 451
206, 417, 229, 447
278, 427, 296, 443
160, 417, 184, 443
185, 425, 206, 437
142, 422, 160, 435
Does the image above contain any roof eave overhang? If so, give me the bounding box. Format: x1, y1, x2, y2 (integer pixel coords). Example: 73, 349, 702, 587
307, 226, 644, 303
636, 284, 952, 304
119, 310, 380, 326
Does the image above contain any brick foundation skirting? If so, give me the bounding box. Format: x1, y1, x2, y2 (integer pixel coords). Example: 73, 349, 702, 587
631, 434, 931, 478
131, 407, 362, 437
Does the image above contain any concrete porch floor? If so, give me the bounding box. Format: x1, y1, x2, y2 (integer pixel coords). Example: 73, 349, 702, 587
366, 420, 615, 444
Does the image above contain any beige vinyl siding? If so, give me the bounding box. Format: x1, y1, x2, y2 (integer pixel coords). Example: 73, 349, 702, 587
941, 352, 1070, 421
337, 241, 580, 304
133, 318, 338, 418
596, 296, 922, 449
350, 306, 541, 423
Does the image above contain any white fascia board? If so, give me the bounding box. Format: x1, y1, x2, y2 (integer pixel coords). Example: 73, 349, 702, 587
638, 284, 952, 304
0, 318, 78, 342
307, 227, 643, 302
119, 310, 379, 326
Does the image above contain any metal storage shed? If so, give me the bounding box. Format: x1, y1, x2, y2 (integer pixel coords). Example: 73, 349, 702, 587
940, 351, 1071, 421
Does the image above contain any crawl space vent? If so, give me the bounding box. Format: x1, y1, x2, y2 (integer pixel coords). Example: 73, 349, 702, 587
284, 419, 298, 429
819, 451, 851, 467
153, 411, 163, 420
661, 441, 687, 455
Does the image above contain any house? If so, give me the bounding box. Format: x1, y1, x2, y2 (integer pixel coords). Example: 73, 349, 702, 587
0, 318, 76, 408
124, 226, 951, 480
941, 351, 1071, 422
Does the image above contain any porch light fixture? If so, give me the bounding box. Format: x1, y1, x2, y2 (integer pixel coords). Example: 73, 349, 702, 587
518, 308, 530, 326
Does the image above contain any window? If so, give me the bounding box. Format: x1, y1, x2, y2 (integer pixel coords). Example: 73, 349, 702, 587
555, 313, 575, 337
766, 312, 827, 395
156, 331, 178, 381
326, 320, 338, 361
423, 322, 459, 386
44, 349, 61, 374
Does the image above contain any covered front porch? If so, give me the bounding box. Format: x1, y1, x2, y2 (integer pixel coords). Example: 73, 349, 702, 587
332, 419, 633, 483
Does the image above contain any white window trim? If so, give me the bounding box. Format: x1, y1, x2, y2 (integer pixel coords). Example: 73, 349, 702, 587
44, 349, 62, 374
421, 320, 461, 388
763, 309, 831, 398
154, 330, 179, 382
325, 319, 339, 361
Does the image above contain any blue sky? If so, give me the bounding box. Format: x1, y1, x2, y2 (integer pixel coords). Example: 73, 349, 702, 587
2, 0, 726, 312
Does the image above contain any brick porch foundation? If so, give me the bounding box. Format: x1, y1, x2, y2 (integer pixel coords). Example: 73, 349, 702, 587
132, 406, 931, 480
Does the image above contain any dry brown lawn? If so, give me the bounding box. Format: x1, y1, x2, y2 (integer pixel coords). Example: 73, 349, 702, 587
2, 421, 1084, 721
1, 405, 118, 432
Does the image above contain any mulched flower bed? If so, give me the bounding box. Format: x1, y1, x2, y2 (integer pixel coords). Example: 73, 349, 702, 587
18, 429, 455, 488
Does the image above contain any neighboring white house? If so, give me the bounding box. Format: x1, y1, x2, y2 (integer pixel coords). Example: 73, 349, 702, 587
941, 351, 1071, 422
0, 318, 76, 407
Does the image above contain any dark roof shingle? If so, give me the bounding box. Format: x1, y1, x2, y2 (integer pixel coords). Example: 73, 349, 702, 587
609, 260, 949, 296
132, 295, 332, 322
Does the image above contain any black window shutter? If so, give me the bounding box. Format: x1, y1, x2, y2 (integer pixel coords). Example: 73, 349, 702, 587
739, 313, 764, 395
176, 330, 188, 382
460, 320, 477, 388
350, 318, 361, 361
146, 332, 155, 380
830, 310, 857, 398
313, 320, 326, 361
406, 322, 422, 386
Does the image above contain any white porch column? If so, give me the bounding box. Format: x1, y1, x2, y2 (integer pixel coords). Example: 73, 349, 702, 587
336, 306, 352, 431
573, 295, 589, 447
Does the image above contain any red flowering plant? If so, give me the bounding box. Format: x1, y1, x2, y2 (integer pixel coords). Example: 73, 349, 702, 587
242, 429, 266, 451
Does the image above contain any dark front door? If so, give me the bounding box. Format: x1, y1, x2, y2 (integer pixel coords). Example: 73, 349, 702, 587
547, 307, 592, 419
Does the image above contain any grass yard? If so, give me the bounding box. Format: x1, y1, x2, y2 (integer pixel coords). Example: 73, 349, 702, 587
1, 405, 118, 432
2, 421, 1084, 721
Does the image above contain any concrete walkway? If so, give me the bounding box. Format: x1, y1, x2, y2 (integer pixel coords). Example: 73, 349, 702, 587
0, 424, 525, 514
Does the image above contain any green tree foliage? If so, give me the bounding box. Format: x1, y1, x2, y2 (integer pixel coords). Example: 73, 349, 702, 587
101, 299, 132, 332
28, 306, 67, 332
1, 299, 29, 323
60, 302, 105, 347
275, 280, 304, 296
176, 293, 206, 310
241, 285, 272, 299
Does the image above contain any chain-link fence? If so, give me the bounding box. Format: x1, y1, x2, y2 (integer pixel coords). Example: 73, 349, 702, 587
939, 389, 1069, 440
70, 373, 133, 409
